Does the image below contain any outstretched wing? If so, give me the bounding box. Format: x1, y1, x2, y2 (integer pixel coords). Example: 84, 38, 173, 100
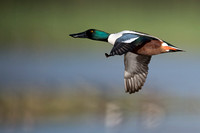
124, 52, 151, 94
107, 35, 152, 57
108, 42, 135, 56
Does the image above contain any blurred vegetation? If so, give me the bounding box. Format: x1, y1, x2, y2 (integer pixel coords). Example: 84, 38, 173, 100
0, 88, 200, 125
0, 0, 199, 51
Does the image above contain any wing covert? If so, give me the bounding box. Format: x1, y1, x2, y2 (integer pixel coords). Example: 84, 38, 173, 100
106, 35, 153, 57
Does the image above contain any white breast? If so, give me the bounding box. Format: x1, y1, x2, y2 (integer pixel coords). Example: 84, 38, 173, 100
108, 33, 122, 45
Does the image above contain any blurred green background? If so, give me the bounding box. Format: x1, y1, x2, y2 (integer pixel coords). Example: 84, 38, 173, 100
0, 0, 200, 133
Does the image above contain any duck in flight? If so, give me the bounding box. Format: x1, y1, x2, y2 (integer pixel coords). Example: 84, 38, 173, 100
69, 29, 183, 94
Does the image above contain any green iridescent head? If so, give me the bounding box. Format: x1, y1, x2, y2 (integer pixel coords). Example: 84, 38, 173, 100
70, 29, 110, 42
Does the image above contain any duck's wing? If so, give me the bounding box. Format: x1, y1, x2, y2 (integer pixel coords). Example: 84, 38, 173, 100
107, 35, 152, 57
124, 52, 151, 94
106, 42, 135, 57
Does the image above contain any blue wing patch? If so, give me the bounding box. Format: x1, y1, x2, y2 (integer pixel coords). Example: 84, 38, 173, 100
115, 33, 139, 43
108, 33, 139, 56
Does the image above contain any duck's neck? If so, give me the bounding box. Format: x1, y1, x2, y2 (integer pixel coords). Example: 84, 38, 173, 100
92, 30, 110, 42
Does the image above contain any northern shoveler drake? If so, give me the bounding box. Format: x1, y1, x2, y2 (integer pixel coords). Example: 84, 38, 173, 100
69, 29, 183, 94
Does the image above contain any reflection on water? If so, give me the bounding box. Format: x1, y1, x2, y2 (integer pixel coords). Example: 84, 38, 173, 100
139, 101, 165, 129
1, 99, 200, 133
0, 50, 200, 133
105, 102, 123, 132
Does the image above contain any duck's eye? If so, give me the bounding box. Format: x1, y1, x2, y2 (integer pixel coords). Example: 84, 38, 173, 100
90, 30, 94, 33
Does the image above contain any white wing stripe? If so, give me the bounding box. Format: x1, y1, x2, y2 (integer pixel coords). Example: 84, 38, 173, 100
122, 37, 139, 43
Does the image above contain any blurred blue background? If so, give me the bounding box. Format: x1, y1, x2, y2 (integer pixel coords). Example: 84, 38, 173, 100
0, 0, 200, 133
